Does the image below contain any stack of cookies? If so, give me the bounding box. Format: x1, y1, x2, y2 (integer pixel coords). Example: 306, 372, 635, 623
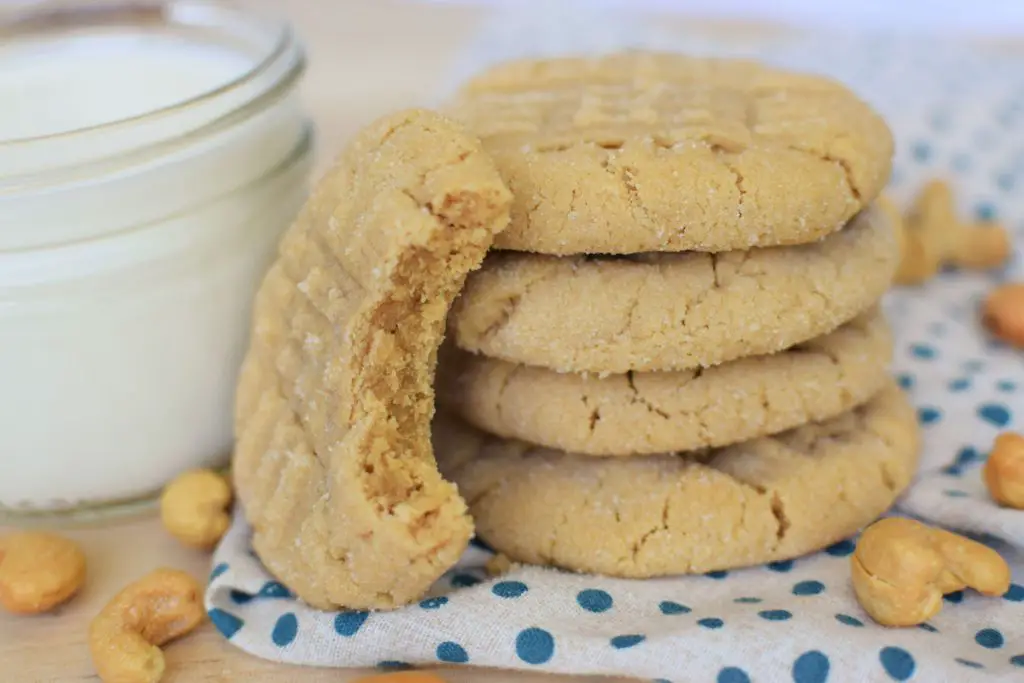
434, 53, 922, 577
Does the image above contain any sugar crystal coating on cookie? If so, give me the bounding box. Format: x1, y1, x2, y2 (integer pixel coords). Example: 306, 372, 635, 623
450, 202, 898, 373
449, 52, 893, 255
439, 309, 892, 455
434, 381, 919, 577
233, 109, 511, 610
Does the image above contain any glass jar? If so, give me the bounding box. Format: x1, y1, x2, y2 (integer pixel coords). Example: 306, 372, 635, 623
0, 1, 313, 518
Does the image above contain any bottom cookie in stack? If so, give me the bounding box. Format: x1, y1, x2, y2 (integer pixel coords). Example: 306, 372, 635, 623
434, 380, 919, 577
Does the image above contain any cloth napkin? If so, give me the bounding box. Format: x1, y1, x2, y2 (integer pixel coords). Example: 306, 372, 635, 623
206, 6, 1024, 681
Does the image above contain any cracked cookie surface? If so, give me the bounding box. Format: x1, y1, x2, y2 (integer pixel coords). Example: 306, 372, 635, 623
450, 203, 897, 373
232, 109, 511, 609
448, 52, 893, 255
439, 310, 891, 456
434, 380, 918, 577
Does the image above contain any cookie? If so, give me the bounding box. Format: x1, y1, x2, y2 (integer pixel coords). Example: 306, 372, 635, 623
449, 52, 893, 255
232, 110, 512, 609
450, 203, 897, 373
439, 310, 891, 456
435, 380, 918, 577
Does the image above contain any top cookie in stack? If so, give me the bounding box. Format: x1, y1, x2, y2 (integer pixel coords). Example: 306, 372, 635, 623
449, 52, 891, 257
436, 53, 920, 576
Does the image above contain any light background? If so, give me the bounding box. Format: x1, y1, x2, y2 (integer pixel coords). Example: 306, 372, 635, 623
425, 0, 1024, 36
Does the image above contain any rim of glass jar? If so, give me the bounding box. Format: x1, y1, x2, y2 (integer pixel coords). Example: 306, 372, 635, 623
0, 0, 306, 189
0, 120, 313, 288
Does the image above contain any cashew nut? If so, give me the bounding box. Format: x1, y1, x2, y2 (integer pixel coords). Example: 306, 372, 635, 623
985, 432, 1024, 509
983, 283, 1024, 349
0, 531, 86, 614
89, 568, 205, 683
851, 517, 1010, 627
894, 179, 1011, 285
894, 224, 942, 286
949, 221, 1012, 270
159, 469, 232, 549
880, 194, 926, 285
906, 180, 959, 251
485, 552, 513, 577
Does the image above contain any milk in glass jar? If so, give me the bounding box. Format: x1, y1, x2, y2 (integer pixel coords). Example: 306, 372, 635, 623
0, 1, 313, 517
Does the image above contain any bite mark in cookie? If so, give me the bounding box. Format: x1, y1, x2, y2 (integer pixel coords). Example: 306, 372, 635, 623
233, 110, 511, 610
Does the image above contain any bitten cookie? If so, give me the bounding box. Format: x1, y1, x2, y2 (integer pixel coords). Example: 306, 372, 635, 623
439, 310, 891, 456
449, 52, 893, 255
233, 110, 512, 609
450, 203, 897, 373
435, 381, 919, 577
